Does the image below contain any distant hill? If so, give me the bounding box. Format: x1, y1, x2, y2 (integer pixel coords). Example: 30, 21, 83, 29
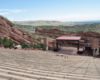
35, 23, 100, 32
73, 20, 100, 24
13, 20, 75, 26
13, 20, 100, 33
15, 22, 100, 33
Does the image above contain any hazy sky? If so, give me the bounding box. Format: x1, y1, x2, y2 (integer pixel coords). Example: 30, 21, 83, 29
0, 0, 100, 21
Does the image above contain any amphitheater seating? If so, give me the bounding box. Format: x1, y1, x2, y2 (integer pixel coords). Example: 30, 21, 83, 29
0, 49, 100, 80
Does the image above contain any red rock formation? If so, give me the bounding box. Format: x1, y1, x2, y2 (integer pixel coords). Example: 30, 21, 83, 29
76, 31, 100, 44
0, 15, 39, 43
11, 27, 23, 37
76, 31, 100, 38
36, 28, 100, 45
35, 28, 68, 36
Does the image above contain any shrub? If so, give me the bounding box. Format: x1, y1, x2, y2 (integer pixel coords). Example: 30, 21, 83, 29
20, 41, 31, 48
14, 47, 17, 49
0, 37, 3, 46
53, 36, 58, 39
29, 42, 34, 48
3, 37, 14, 48
33, 43, 46, 50
33, 43, 41, 49
36, 43, 41, 48
20, 41, 47, 50
9, 39, 14, 48
25, 43, 30, 48
36, 38, 42, 41
3, 37, 10, 48
10, 23, 15, 27
33, 43, 38, 49
40, 43, 46, 50
31, 35, 36, 39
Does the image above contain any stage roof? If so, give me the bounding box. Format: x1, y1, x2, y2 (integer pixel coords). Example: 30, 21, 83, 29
56, 36, 81, 41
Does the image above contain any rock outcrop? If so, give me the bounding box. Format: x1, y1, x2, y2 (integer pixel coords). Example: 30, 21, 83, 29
35, 28, 69, 36
76, 31, 100, 38
76, 31, 100, 43
35, 28, 100, 44
0, 15, 39, 43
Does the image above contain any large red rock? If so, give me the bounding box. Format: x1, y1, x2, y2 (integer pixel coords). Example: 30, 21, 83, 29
0, 15, 39, 44
11, 27, 23, 36
36, 28, 100, 44
10, 32, 30, 43
35, 28, 68, 36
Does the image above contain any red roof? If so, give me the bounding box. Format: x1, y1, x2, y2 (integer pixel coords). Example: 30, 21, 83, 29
56, 36, 81, 40
79, 40, 84, 42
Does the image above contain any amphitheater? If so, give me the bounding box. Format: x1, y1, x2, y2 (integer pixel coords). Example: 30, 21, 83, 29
0, 49, 100, 80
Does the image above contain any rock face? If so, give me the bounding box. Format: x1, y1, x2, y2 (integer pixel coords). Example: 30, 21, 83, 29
35, 28, 68, 36
76, 31, 100, 43
76, 31, 100, 38
35, 28, 100, 44
0, 15, 39, 43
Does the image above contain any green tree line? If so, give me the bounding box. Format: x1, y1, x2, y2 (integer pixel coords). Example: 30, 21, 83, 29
0, 37, 14, 48
0, 37, 46, 50
20, 41, 46, 50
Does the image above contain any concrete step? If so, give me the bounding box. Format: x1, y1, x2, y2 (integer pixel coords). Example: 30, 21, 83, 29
0, 68, 70, 80
0, 79, 8, 80
0, 65, 100, 80
0, 63, 100, 79
0, 72, 36, 80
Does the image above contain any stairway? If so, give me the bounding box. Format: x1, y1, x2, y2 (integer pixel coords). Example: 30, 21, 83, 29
0, 49, 100, 80
0, 63, 100, 80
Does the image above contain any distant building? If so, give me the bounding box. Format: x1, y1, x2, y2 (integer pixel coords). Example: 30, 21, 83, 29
42, 37, 56, 50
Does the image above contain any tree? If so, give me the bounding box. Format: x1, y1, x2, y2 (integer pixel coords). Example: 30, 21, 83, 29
9, 39, 14, 48
29, 42, 34, 49
36, 38, 42, 41
20, 41, 25, 48
20, 41, 30, 49
33, 43, 38, 49
36, 43, 41, 48
10, 23, 15, 27
40, 43, 46, 50
3, 37, 10, 48
0, 37, 3, 47
24, 42, 30, 48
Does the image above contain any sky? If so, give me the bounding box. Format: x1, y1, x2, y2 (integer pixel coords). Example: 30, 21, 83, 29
0, 0, 100, 22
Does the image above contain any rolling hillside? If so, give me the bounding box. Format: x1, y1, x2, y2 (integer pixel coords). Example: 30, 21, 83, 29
13, 20, 75, 26
15, 22, 100, 33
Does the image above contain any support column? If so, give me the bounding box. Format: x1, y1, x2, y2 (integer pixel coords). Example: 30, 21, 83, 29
77, 41, 79, 52
56, 40, 58, 50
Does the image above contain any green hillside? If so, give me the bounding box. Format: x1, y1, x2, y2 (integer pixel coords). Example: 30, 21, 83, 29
13, 20, 75, 26
17, 23, 100, 33
13, 21, 100, 33
34, 23, 100, 32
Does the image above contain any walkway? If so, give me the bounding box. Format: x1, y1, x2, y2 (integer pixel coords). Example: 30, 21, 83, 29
57, 47, 78, 55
